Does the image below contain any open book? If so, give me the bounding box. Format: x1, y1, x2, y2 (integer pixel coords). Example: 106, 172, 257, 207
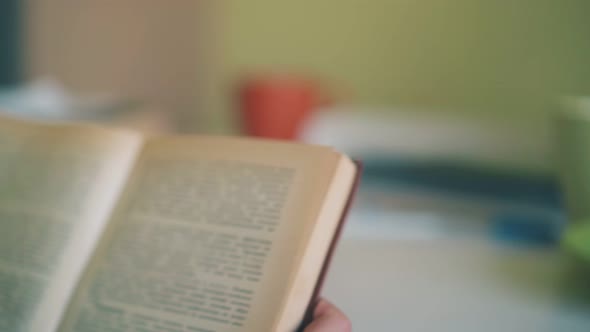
0, 115, 359, 332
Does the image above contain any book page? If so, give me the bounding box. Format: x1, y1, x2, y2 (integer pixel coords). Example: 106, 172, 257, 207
0, 116, 142, 332
59, 136, 347, 332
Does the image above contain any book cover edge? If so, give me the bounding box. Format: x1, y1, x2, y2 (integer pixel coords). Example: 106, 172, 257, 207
296, 159, 363, 331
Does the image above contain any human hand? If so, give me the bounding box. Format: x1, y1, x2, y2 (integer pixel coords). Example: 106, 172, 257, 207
304, 299, 351, 332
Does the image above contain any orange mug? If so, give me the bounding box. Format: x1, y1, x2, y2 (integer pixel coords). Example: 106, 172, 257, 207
238, 76, 324, 140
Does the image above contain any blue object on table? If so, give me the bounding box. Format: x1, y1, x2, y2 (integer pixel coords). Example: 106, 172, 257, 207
491, 211, 565, 246
359, 158, 565, 246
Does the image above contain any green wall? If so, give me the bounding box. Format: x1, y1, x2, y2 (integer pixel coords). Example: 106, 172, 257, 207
222, 0, 590, 118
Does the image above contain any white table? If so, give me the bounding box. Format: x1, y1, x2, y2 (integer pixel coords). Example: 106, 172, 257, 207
323, 212, 590, 332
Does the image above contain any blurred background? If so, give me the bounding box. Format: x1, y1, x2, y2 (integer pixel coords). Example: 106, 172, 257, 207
2, 0, 590, 331
2, 0, 590, 134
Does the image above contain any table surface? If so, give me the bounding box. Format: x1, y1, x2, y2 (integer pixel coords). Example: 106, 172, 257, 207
303, 109, 589, 331
323, 211, 590, 332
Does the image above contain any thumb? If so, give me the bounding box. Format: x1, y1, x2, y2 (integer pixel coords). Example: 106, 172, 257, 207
304, 299, 351, 332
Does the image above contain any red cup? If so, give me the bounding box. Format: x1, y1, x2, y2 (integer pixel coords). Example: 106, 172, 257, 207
238, 76, 322, 140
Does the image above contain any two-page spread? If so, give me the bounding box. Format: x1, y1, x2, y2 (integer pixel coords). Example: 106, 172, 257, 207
0, 115, 358, 332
